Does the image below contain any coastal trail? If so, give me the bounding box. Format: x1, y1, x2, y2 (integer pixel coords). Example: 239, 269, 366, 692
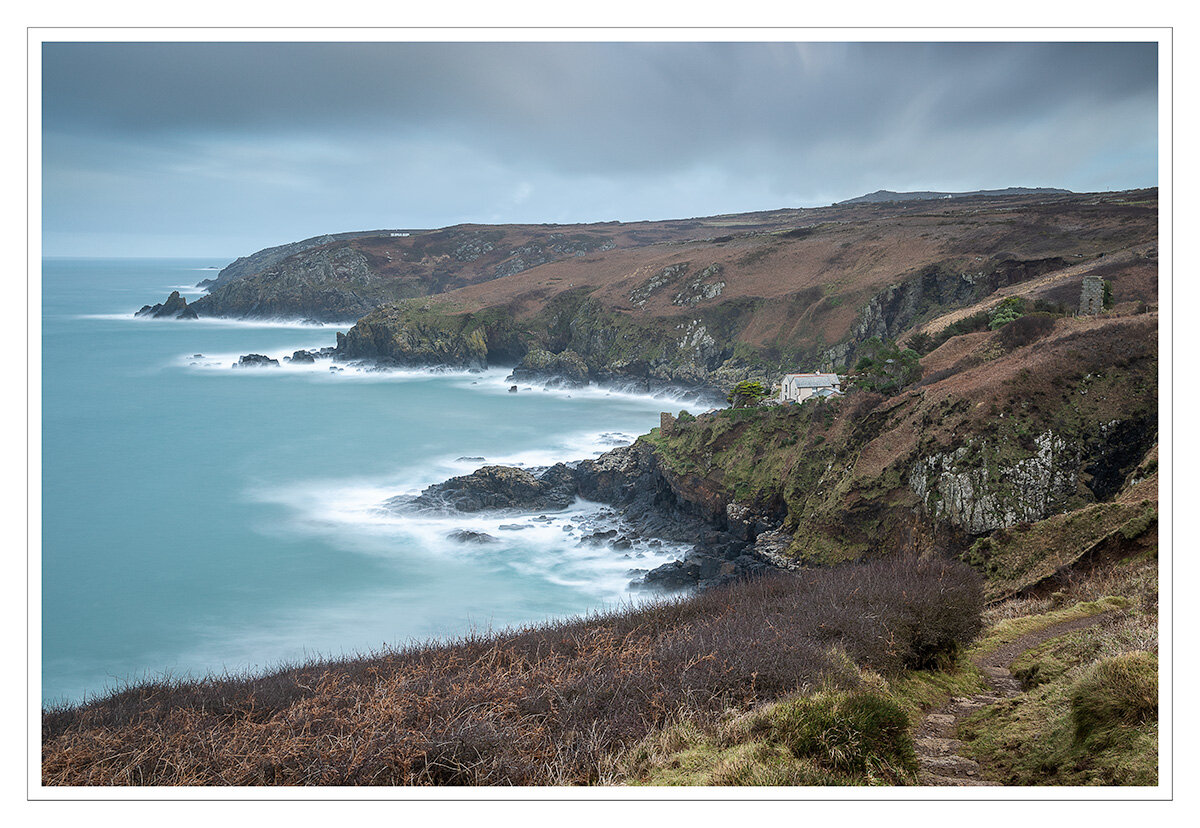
914, 612, 1111, 786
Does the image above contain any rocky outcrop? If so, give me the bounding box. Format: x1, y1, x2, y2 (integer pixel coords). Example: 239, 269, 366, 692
838, 256, 1069, 367
640, 540, 773, 592
135, 291, 196, 319
388, 440, 784, 591
203, 230, 383, 290
507, 349, 590, 387
335, 301, 526, 368
404, 464, 578, 514
191, 246, 400, 321
232, 353, 280, 368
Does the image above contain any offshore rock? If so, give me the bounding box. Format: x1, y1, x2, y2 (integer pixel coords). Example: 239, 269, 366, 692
407, 464, 578, 513
446, 529, 500, 544
135, 290, 195, 319
233, 353, 280, 368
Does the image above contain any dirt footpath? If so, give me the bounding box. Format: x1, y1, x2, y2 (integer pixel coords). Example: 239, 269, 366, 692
915, 613, 1109, 786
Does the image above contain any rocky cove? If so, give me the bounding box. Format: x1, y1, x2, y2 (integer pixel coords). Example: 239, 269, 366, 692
386, 442, 779, 592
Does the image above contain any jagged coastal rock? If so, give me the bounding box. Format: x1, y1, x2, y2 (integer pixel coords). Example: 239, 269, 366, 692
136, 290, 197, 319
392, 439, 790, 591
232, 353, 280, 368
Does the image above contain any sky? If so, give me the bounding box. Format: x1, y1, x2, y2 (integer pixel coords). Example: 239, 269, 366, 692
40, 40, 1159, 259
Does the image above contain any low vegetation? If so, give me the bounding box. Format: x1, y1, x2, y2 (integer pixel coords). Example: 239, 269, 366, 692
846, 337, 922, 395
43, 556, 982, 786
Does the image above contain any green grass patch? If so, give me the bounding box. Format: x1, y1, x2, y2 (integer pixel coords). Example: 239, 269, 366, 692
886, 658, 988, 725
969, 596, 1128, 658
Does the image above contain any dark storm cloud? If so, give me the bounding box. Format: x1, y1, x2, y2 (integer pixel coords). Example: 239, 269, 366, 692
41, 41, 1158, 256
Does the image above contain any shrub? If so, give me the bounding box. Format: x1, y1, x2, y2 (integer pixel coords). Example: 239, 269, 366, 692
1069, 651, 1158, 741
988, 296, 1026, 330
43, 556, 984, 786
996, 312, 1057, 349
847, 338, 922, 395
804, 555, 985, 671
906, 331, 934, 355
727, 380, 767, 407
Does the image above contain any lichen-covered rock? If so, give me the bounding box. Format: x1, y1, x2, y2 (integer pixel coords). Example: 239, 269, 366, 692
909, 431, 1083, 535
672, 264, 726, 306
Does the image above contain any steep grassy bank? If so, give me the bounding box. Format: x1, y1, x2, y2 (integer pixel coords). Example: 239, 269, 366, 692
43, 556, 981, 786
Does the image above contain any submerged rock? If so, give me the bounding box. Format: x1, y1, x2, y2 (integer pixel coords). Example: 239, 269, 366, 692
446, 529, 499, 544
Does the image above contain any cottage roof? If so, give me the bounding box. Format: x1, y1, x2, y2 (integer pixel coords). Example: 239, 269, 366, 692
783, 373, 840, 388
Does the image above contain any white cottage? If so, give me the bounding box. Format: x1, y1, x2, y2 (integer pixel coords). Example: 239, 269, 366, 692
779, 372, 841, 403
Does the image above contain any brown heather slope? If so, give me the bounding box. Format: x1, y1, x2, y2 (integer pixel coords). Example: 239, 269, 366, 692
190, 190, 1155, 384
441, 190, 1156, 337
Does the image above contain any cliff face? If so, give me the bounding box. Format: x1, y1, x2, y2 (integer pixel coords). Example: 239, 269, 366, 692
909, 431, 1084, 535
192, 245, 410, 321
205, 230, 389, 290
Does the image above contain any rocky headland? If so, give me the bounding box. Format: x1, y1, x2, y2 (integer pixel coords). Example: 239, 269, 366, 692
137, 189, 1158, 397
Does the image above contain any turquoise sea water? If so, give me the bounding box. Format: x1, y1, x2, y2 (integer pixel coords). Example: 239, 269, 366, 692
41, 258, 698, 705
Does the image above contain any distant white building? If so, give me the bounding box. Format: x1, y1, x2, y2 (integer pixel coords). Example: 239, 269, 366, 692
779, 372, 841, 403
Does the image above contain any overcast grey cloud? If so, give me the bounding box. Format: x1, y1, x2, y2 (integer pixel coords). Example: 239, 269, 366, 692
41, 41, 1158, 257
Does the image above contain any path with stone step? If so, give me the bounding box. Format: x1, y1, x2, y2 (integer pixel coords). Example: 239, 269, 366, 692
915, 612, 1111, 786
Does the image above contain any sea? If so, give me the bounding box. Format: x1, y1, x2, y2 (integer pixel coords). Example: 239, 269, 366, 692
41, 257, 703, 705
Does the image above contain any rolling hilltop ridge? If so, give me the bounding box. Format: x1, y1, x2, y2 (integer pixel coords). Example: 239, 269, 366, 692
835, 187, 1073, 204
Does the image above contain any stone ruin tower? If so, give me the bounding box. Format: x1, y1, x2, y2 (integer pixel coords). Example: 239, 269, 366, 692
1079, 274, 1104, 316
